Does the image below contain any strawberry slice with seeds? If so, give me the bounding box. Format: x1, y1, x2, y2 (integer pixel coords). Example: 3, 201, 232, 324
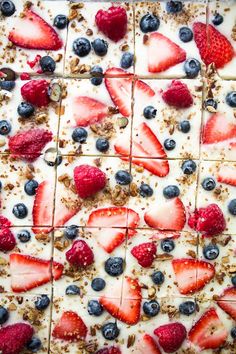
90, 228, 126, 253
87, 207, 139, 229
151, 231, 180, 240
52, 311, 87, 341
147, 32, 186, 73
134, 334, 161, 354
217, 287, 236, 320
172, 258, 215, 295
202, 113, 236, 144
217, 165, 236, 187
72, 96, 108, 127
9, 9, 62, 50
10, 253, 63, 292
54, 198, 80, 229
134, 80, 155, 101
188, 307, 227, 350
144, 198, 186, 230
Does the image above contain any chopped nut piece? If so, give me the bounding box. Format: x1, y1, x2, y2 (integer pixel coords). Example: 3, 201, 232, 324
127, 334, 136, 348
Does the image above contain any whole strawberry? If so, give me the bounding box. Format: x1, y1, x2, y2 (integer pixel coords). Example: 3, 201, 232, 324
74, 165, 107, 199
162, 80, 193, 108
21, 79, 50, 107
131, 242, 157, 267
0, 227, 16, 252
66, 240, 94, 268
154, 322, 187, 353
188, 204, 226, 236
96, 347, 121, 354
95, 6, 127, 42
0, 323, 34, 354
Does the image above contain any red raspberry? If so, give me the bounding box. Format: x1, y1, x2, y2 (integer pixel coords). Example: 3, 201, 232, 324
96, 348, 121, 354
21, 79, 50, 107
162, 80, 193, 108
20, 72, 31, 80
154, 323, 187, 353
0, 323, 34, 354
188, 204, 226, 236
0, 227, 16, 252
95, 6, 127, 42
73, 165, 107, 199
66, 240, 94, 268
131, 242, 157, 268
0, 216, 12, 227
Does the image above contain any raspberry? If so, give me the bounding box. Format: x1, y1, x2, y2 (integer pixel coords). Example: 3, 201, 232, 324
20, 72, 31, 80
131, 242, 157, 267
162, 80, 193, 108
96, 348, 121, 354
73, 164, 107, 199
95, 6, 127, 42
66, 240, 94, 268
154, 322, 187, 353
0, 216, 12, 227
0, 323, 34, 354
188, 204, 226, 236
21, 79, 50, 107
0, 227, 16, 252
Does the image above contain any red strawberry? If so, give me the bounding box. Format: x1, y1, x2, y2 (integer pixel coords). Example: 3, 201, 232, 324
217, 287, 236, 320
188, 204, 226, 236
0, 323, 34, 354
147, 32, 186, 73
73, 165, 107, 199
172, 258, 215, 295
202, 113, 236, 144
96, 347, 121, 354
100, 277, 141, 325
154, 322, 187, 353
9, 253, 63, 292
66, 240, 94, 268
53, 197, 80, 230
9, 9, 62, 50
188, 307, 227, 350
217, 165, 236, 187
0, 227, 16, 252
131, 242, 157, 267
134, 80, 155, 101
52, 311, 87, 341
144, 198, 186, 231
72, 96, 108, 127
162, 80, 193, 108
95, 6, 127, 42
193, 22, 234, 69
0, 216, 11, 227
9, 129, 52, 162
21, 79, 50, 107
87, 207, 139, 229
134, 334, 161, 354
90, 228, 126, 253
151, 231, 180, 240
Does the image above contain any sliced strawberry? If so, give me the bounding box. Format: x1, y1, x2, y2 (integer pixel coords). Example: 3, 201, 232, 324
134, 334, 161, 354
134, 80, 155, 101
9, 253, 63, 292
217, 165, 236, 187
147, 32, 186, 73
217, 287, 236, 320
54, 197, 80, 229
8, 9, 62, 50
87, 207, 139, 229
172, 258, 215, 295
90, 228, 126, 253
151, 231, 180, 240
202, 113, 236, 144
72, 96, 108, 127
144, 198, 186, 231
188, 307, 227, 350
52, 311, 87, 341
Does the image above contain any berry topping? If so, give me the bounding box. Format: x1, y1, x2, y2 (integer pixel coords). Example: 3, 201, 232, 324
161, 238, 175, 253
21, 79, 50, 107
17, 230, 31, 243
66, 284, 80, 295
164, 138, 176, 151
179, 301, 196, 316
64, 225, 79, 240
0, 323, 34, 354
0, 120, 11, 135
24, 179, 38, 196
140, 13, 160, 33
101, 323, 120, 340
179, 26, 193, 42
26, 337, 42, 352
162, 80, 193, 108
39, 55, 56, 73
53, 14, 68, 29
212, 13, 223, 26
0, 0, 15, 17
91, 278, 106, 292
0, 227, 16, 252
0, 80, 15, 91
92, 38, 108, 56
95, 6, 127, 42
143, 300, 160, 317
0, 216, 11, 227
72, 96, 108, 127
226, 91, 236, 108
134, 334, 161, 354
204, 98, 218, 111
72, 127, 88, 143
154, 322, 187, 353
88, 300, 104, 316
0, 306, 9, 325
151, 270, 165, 285
66, 240, 94, 268
96, 138, 109, 152
96, 347, 121, 354
179, 120, 190, 133
163, 185, 180, 199
181, 160, 197, 175
52, 311, 88, 341
228, 199, 236, 216
183, 58, 201, 78
143, 105, 157, 119
166, 1, 183, 13
17, 102, 35, 118
115, 170, 132, 185
203, 243, 219, 260
131, 242, 157, 267
12, 203, 28, 219
105, 257, 124, 276
217, 287, 236, 321
217, 165, 236, 187
202, 177, 216, 191
139, 183, 153, 197
120, 52, 134, 69
202, 113, 236, 144
73, 37, 91, 57
35, 295, 50, 310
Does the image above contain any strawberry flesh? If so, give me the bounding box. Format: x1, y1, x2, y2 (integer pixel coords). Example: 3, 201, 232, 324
95, 6, 127, 42
0, 227, 16, 252
162, 80, 193, 108
74, 165, 107, 199
131, 242, 157, 267
66, 240, 94, 268
52, 311, 87, 341
96, 347, 121, 354
217, 165, 236, 187
134, 334, 161, 354
21, 79, 50, 107
217, 287, 236, 321
202, 113, 236, 144
87, 207, 139, 229
72, 96, 108, 127
154, 322, 187, 353
0, 323, 34, 354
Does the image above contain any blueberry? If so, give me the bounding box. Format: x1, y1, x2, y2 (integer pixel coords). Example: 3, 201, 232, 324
226, 91, 236, 108
12, 203, 28, 219
164, 138, 176, 151
96, 138, 109, 152
66, 285, 80, 295
151, 270, 165, 285
26, 337, 42, 352
161, 239, 175, 253
231, 327, 236, 339
140, 13, 160, 33
228, 199, 236, 216
24, 180, 38, 196
181, 160, 197, 175
184, 58, 201, 78
91, 278, 106, 291
115, 170, 132, 185
87, 300, 104, 316
0, 181, 2, 190
0, 306, 9, 324
201, 177, 216, 191
92, 38, 108, 57
90, 65, 103, 77
35, 295, 50, 310
102, 322, 120, 340
0, 0, 15, 16
166, 1, 183, 13
17, 230, 31, 243
139, 183, 153, 197
204, 98, 218, 111
203, 244, 219, 260
163, 185, 180, 199
212, 13, 223, 26
0, 80, 15, 91
64, 225, 79, 240
179, 120, 190, 133
179, 301, 196, 316
73, 38, 91, 57
105, 257, 124, 277
40, 56, 56, 73
91, 77, 103, 86
54, 14, 68, 29
0, 120, 11, 135
72, 127, 88, 143
179, 27, 193, 42
120, 52, 134, 69
17, 102, 35, 118
231, 275, 236, 286
143, 300, 160, 317
143, 105, 157, 119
